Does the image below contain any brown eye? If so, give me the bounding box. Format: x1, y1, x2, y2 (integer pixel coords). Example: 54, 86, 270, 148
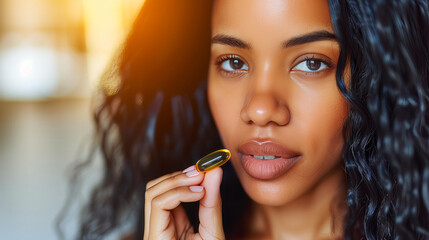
219, 57, 248, 71
306, 59, 322, 71
292, 58, 328, 72
230, 59, 244, 70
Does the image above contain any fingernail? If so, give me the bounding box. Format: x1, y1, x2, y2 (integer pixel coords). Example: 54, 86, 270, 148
182, 165, 196, 173
189, 186, 204, 192
186, 169, 200, 177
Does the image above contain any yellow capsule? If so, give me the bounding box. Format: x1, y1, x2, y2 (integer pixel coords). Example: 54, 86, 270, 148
196, 149, 231, 172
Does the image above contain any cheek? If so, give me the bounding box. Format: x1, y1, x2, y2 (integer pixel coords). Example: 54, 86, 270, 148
207, 77, 240, 147
295, 88, 348, 175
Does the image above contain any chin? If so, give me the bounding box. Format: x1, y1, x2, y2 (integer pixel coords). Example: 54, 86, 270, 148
237, 171, 304, 207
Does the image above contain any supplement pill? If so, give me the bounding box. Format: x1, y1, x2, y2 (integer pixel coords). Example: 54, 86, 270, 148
196, 149, 231, 172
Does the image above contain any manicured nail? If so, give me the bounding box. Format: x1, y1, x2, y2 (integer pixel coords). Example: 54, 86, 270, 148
186, 169, 200, 177
189, 186, 204, 192
182, 165, 196, 173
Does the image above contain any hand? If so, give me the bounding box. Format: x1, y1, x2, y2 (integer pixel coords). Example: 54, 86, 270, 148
143, 165, 225, 240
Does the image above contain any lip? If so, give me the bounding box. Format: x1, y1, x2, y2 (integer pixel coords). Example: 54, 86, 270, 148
238, 140, 301, 180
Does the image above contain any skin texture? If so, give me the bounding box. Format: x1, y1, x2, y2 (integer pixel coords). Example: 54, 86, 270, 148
208, 0, 348, 239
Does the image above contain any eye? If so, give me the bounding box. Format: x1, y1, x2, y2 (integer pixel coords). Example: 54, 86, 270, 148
218, 56, 248, 72
292, 58, 328, 72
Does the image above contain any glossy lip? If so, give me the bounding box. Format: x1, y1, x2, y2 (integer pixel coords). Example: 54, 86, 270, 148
238, 140, 301, 180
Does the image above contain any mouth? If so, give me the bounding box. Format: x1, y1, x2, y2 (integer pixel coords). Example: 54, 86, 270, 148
250, 155, 281, 160
238, 140, 301, 180
238, 140, 300, 159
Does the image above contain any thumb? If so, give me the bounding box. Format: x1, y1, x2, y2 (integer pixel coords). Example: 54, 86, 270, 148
198, 167, 225, 239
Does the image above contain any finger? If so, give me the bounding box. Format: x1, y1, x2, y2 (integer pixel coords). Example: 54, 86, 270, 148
149, 186, 205, 239
144, 169, 204, 239
146, 169, 204, 203
146, 171, 182, 190
146, 165, 197, 190
172, 205, 193, 237
198, 167, 225, 240
144, 171, 182, 240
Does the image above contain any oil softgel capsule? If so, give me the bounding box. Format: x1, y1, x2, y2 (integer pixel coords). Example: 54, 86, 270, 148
196, 149, 231, 172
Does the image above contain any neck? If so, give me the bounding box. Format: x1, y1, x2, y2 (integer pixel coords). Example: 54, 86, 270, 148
248, 166, 347, 240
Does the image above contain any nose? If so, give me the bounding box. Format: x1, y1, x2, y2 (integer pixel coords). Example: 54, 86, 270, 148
240, 91, 290, 126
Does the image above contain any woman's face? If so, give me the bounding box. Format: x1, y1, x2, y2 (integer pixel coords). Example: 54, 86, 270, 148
208, 0, 348, 206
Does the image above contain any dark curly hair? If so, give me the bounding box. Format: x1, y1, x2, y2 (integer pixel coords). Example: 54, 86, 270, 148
329, 0, 429, 239
57, 0, 429, 239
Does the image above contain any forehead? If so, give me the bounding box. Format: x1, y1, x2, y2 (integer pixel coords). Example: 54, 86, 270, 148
212, 0, 333, 38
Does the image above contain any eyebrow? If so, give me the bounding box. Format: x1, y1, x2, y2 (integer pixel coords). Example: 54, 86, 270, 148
282, 30, 337, 48
211, 30, 337, 49
211, 34, 251, 49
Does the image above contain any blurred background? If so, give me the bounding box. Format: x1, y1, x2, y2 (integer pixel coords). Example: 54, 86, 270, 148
0, 0, 144, 239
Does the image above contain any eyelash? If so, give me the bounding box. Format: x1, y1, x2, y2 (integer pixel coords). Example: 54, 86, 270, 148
215, 54, 248, 77
214, 54, 334, 77
292, 55, 334, 76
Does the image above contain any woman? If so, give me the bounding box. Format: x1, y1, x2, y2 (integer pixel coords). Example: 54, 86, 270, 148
71, 0, 429, 239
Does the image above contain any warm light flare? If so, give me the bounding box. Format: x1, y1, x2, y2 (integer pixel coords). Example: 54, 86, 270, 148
83, 0, 145, 91
0, 46, 58, 99
0, 0, 144, 100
